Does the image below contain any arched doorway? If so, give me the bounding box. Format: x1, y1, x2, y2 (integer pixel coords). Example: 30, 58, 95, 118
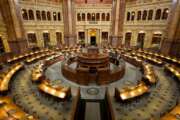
137, 32, 145, 49
89, 29, 97, 46
125, 32, 132, 47
90, 36, 96, 45
43, 32, 50, 48
56, 32, 62, 47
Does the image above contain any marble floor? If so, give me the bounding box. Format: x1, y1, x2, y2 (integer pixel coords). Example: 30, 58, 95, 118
6, 59, 180, 120
9, 68, 74, 120
45, 61, 142, 99
44, 61, 180, 119
111, 67, 179, 120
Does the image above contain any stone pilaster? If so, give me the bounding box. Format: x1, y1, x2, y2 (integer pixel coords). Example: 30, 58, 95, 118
0, 0, 28, 53
161, 0, 180, 57
36, 31, 43, 48
63, 0, 76, 47
144, 31, 152, 48
110, 0, 125, 47
49, 30, 57, 46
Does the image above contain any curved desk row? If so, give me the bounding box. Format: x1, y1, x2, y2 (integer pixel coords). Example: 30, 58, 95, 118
132, 52, 163, 66
0, 97, 37, 120
31, 54, 64, 82
0, 63, 24, 92
161, 104, 180, 120
122, 54, 143, 67
54, 47, 81, 54
38, 80, 71, 100
31, 64, 44, 82
31, 60, 72, 101
115, 63, 157, 102
115, 82, 149, 102
25, 51, 56, 64
142, 63, 158, 85
121, 53, 158, 85
137, 49, 180, 66
44, 54, 64, 67
7, 49, 50, 64
164, 64, 180, 81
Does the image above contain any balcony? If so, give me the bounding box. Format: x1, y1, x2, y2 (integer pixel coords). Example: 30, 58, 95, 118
76, 21, 111, 26
22, 20, 64, 26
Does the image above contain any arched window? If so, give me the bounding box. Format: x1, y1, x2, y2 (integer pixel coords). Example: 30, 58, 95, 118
36, 10, 41, 20
47, 11, 51, 21
127, 12, 131, 21
142, 10, 147, 20
82, 13, 85, 21
42, 11, 46, 20
155, 9, 161, 20
102, 13, 106, 21
148, 10, 153, 20
92, 13, 95, 21
137, 11, 141, 20
58, 12, 61, 21
106, 13, 110, 21
22, 9, 28, 20
53, 12, 57, 21
131, 12, 135, 21
87, 13, 91, 21
77, 13, 81, 21
162, 8, 169, 20
96, 13, 100, 21
28, 10, 34, 20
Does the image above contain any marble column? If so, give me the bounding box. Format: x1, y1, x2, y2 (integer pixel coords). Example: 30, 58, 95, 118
161, 0, 180, 57
144, 31, 152, 48
110, 0, 125, 47
0, 0, 28, 53
36, 31, 43, 48
50, 30, 57, 46
131, 30, 138, 47
62, 0, 76, 47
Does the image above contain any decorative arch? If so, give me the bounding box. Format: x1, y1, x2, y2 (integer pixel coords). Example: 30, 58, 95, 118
102, 13, 106, 21
131, 11, 135, 21
162, 8, 169, 20
155, 9, 162, 20
22, 9, 28, 20
28, 10, 34, 20
148, 10, 153, 20
47, 11, 51, 21
106, 13, 110, 21
127, 12, 131, 21
42, 11, 46, 20
142, 10, 147, 20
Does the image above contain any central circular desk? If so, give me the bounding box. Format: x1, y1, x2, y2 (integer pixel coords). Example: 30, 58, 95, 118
62, 47, 125, 85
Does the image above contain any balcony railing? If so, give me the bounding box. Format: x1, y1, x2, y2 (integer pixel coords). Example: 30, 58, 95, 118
22, 20, 64, 26
76, 21, 111, 26
89, 21, 98, 24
